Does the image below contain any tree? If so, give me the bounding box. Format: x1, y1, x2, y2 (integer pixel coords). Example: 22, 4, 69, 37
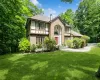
74, 0, 100, 42
61, 0, 73, 3
60, 9, 79, 32
0, 0, 43, 54
60, 9, 74, 25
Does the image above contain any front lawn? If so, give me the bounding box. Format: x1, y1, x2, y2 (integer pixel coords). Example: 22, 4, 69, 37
0, 47, 100, 80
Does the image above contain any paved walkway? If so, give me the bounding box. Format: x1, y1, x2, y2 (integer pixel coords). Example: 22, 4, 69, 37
60, 43, 96, 52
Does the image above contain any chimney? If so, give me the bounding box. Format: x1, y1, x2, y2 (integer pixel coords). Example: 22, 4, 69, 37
50, 14, 52, 21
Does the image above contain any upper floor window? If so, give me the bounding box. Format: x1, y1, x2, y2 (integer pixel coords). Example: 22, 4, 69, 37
65, 27, 70, 33
54, 25, 62, 35
31, 21, 35, 29
35, 21, 46, 30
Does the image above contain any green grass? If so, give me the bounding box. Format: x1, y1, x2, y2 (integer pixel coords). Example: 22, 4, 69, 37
0, 47, 100, 80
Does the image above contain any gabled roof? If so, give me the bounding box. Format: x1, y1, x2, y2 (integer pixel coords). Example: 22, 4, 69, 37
28, 15, 71, 28
71, 30, 82, 37
29, 15, 50, 22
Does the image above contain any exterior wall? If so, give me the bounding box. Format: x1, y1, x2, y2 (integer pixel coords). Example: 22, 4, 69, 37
29, 34, 49, 45
50, 18, 65, 44
30, 20, 49, 35
64, 36, 71, 41
26, 18, 82, 45
30, 35, 36, 45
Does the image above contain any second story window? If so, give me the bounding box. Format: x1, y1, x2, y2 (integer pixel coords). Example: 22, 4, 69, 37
31, 21, 35, 29
35, 21, 48, 31
65, 27, 70, 33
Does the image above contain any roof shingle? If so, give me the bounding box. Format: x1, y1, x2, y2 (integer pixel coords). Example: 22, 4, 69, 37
30, 15, 50, 22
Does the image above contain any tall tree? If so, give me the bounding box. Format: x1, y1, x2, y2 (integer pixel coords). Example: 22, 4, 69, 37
0, 0, 42, 54
60, 9, 79, 32
60, 9, 74, 25
75, 0, 100, 42
61, 0, 73, 3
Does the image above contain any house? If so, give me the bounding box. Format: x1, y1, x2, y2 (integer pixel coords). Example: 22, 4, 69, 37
26, 15, 82, 45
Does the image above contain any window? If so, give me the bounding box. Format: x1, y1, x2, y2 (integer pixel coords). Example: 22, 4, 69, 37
36, 36, 45, 44
46, 24, 48, 31
35, 22, 39, 30
54, 26, 61, 35
31, 21, 35, 29
40, 22, 46, 30
65, 28, 70, 33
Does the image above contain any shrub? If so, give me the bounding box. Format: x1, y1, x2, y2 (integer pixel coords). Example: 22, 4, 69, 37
97, 43, 100, 47
30, 44, 36, 52
81, 39, 86, 48
66, 40, 73, 48
55, 45, 60, 50
44, 37, 56, 51
81, 35, 90, 46
73, 38, 82, 49
62, 43, 66, 46
0, 44, 10, 55
18, 38, 30, 52
36, 43, 42, 48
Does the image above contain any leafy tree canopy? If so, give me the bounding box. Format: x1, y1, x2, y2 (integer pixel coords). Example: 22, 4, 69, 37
61, 0, 73, 3
0, 0, 43, 54
60, 9, 74, 25
60, 9, 79, 32
75, 0, 100, 42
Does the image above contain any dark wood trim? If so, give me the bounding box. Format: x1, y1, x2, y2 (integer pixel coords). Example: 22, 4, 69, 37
30, 33, 49, 36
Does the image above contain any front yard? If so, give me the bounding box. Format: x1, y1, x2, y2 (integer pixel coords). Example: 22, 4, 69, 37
0, 47, 100, 80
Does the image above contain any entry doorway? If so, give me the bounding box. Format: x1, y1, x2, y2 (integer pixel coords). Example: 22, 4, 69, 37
55, 37, 58, 44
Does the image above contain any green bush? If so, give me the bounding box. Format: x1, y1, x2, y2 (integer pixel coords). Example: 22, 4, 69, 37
36, 43, 42, 48
81, 39, 86, 48
81, 35, 90, 46
73, 38, 82, 49
44, 37, 56, 51
66, 40, 73, 48
0, 44, 10, 55
30, 44, 36, 52
66, 38, 86, 49
97, 43, 100, 47
62, 43, 66, 46
18, 38, 30, 52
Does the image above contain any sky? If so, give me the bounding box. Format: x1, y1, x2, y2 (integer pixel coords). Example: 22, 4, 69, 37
31, 0, 81, 17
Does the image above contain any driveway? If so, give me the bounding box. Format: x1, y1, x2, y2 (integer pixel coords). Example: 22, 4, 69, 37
60, 43, 96, 52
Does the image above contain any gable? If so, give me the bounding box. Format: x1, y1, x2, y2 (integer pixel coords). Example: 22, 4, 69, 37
50, 17, 65, 27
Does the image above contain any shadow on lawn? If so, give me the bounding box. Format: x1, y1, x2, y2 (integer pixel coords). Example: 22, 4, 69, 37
0, 51, 100, 80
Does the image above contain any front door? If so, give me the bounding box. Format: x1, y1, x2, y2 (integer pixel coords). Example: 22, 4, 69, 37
55, 37, 58, 44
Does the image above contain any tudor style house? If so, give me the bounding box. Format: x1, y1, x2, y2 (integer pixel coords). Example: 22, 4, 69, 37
26, 15, 82, 45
